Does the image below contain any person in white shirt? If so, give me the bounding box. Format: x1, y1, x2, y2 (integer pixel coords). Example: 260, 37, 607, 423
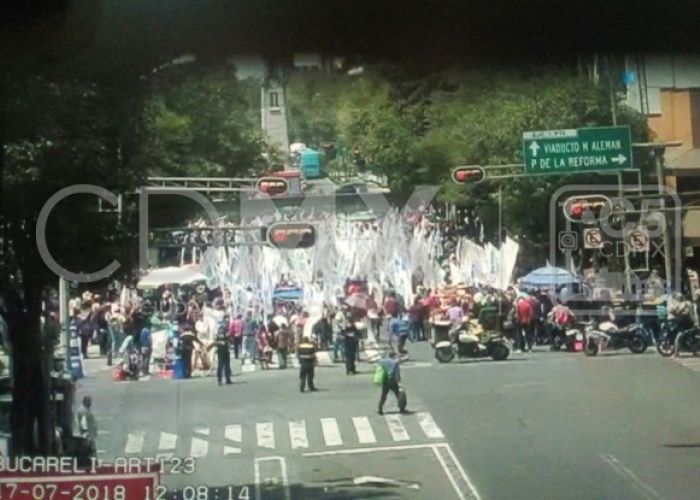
332, 308, 348, 363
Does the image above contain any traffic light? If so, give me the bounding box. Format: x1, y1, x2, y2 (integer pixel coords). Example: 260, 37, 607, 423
266, 222, 316, 249
256, 177, 288, 196
451, 166, 485, 185
563, 195, 611, 223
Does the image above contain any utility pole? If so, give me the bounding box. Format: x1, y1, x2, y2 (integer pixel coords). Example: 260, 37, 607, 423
606, 55, 618, 126
653, 147, 674, 290
59, 277, 70, 371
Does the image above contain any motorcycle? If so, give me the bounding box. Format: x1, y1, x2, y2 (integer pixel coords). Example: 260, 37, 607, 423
550, 324, 584, 352
434, 321, 511, 363
584, 320, 648, 356
656, 322, 700, 357
124, 349, 141, 380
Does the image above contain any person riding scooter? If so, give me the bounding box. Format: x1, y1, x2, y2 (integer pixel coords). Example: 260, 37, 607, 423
667, 292, 695, 357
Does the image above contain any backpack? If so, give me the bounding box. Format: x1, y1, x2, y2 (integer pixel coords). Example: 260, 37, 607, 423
517, 299, 533, 324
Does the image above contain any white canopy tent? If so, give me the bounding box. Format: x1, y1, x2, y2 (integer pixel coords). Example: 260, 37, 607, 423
137, 265, 208, 289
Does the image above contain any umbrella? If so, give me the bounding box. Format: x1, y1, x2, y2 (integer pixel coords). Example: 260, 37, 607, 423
520, 264, 580, 289
345, 293, 370, 310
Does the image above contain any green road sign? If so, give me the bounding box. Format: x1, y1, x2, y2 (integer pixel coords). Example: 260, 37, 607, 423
523, 126, 632, 174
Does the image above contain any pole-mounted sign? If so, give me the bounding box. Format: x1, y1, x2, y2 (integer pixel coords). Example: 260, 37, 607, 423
523, 126, 633, 174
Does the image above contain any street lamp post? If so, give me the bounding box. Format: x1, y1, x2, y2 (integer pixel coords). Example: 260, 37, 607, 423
633, 141, 682, 291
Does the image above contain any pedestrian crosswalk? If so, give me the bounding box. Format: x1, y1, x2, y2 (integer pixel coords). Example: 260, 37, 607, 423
104, 412, 445, 459
672, 355, 700, 373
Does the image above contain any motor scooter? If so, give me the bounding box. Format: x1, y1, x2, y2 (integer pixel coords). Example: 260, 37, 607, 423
434, 320, 511, 363
549, 323, 584, 352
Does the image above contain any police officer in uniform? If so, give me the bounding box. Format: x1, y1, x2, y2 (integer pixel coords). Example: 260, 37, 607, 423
343, 316, 360, 375
297, 336, 318, 392
209, 323, 232, 385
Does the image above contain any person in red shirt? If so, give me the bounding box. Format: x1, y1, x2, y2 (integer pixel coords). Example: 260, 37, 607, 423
383, 292, 398, 317
228, 314, 244, 359
515, 295, 534, 353
408, 297, 425, 342
383, 292, 398, 340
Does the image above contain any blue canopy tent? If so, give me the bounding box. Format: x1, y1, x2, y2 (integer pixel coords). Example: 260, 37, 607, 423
520, 264, 581, 290
272, 287, 304, 301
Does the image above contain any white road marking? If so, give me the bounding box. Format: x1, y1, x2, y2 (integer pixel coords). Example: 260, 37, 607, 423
320, 418, 343, 447
254, 456, 291, 500
190, 437, 209, 457
256, 422, 275, 449
353, 476, 420, 489
193, 426, 210, 436
316, 351, 332, 365
290, 357, 300, 368
352, 416, 377, 444
224, 424, 242, 454
365, 349, 381, 361
225, 424, 242, 443
304, 443, 438, 456
97, 430, 110, 435
140, 375, 151, 382
384, 415, 410, 441
600, 453, 660, 500
302, 440, 482, 499
289, 420, 308, 449
96, 449, 106, 455
441, 443, 482, 500
125, 432, 145, 454
158, 432, 177, 451
501, 381, 547, 389
242, 363, 256, 373
416, 412, 445, 439
432, 445, 468, 500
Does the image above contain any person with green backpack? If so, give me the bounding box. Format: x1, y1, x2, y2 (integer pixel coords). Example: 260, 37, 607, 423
375, 352, 407, 415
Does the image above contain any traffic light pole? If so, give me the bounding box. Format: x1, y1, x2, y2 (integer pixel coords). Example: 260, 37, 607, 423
617, 171, 634, 296
653, 148, 674, 291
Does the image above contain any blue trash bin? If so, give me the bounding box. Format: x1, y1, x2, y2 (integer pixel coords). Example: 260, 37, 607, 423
173, 357, 184, 379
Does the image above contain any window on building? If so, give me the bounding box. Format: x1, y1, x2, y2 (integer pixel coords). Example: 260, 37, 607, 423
269, 91, 279, 108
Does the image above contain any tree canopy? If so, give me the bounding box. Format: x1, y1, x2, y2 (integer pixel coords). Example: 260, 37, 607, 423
285, 66, 650, 259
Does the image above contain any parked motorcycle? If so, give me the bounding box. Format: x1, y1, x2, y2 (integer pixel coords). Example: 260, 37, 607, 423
550, 324, 584, 352
584, 320, 648, 356
125, 349, 141, 380
656, 323, 700, 357
434, 322, 511, 362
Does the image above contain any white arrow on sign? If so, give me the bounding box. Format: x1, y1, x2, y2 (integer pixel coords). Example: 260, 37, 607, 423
610, 154, 627, 165
529, 141, 540, 156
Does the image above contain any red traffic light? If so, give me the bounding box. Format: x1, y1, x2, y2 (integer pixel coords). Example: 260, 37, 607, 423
256, 177, 288, 196
563, 195, 611, 223
266, 222, 316, 249
452, 166, 485, 184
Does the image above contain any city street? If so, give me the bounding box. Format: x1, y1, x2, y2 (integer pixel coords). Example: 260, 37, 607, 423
79, 343, 700, 500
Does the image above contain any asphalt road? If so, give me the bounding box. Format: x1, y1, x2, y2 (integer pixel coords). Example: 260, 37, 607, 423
78, 341, 700, 500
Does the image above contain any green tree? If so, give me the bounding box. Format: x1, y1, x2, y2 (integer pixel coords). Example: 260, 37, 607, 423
134, 67, 266, 177
1, 74, 143, 456
427, 71, 649, 259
